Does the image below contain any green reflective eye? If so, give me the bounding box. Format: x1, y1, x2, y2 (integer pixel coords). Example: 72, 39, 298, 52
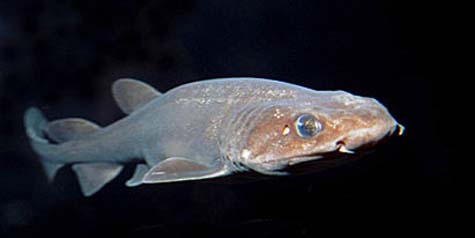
295, 114, 322, 138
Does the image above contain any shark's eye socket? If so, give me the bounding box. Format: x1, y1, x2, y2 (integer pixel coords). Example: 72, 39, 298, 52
295, 114, 322, 138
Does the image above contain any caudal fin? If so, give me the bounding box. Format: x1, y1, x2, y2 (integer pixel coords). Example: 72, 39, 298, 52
24, 107, 124, 196
24, 107, 66, 181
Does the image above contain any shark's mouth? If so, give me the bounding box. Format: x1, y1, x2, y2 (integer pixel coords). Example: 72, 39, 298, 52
287, 140, 357, 166
252, 150, 358, 176
253, 126, 403, 175
288, 124, 404, 166
256, 149, 349, 173
283, 130, 402, 174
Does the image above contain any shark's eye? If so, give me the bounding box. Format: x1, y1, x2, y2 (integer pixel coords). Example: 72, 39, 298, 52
295, 114, 322, 138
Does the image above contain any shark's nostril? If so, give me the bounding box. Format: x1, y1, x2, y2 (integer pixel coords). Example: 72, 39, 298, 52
388, 123, 405, 137
397, 124, 405, 136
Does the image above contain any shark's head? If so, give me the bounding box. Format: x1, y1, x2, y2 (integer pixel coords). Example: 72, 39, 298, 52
231, 90, 403, 174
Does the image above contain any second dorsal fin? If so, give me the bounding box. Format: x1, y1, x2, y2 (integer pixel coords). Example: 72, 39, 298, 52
112, 78, 161, 114
46, 118, 100, 143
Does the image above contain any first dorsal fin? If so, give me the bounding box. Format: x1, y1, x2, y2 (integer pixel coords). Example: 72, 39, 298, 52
112, 78, 161, 114
46, 118, 100, 143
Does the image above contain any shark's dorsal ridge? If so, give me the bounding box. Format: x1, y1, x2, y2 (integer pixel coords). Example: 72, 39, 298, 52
112, 78, 162, 114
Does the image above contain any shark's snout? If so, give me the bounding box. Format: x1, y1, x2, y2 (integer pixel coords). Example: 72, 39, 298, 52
337, 99, 401, 150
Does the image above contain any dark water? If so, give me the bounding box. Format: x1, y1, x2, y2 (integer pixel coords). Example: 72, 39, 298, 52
1, 0, 450, 237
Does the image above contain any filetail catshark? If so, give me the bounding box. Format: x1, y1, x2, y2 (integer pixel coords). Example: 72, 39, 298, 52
24, 78, 404, 196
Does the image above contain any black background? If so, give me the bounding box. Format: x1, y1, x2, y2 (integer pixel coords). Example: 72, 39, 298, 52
1, 0, 450, 237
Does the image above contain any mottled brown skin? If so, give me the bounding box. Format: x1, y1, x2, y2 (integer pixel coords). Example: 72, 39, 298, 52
234, 93, 400, 173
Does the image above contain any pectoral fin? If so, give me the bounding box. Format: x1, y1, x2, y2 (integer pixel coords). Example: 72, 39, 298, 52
142, 157, 229, 184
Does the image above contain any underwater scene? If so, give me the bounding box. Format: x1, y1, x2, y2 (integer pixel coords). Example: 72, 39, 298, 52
1, 0, 450, 237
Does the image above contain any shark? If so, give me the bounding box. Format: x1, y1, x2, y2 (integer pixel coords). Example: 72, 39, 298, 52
24, 77, 404, 196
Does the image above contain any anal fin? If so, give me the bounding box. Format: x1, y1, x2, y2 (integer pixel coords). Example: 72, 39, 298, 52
72, 163, 123, 196
142, 157, 229, 184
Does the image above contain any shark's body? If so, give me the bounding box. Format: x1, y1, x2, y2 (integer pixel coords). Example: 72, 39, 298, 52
25, 78, 403, 196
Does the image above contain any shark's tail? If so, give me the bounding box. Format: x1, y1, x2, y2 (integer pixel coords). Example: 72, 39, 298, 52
24, 107, 124, 196
24, 107, 66, 181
